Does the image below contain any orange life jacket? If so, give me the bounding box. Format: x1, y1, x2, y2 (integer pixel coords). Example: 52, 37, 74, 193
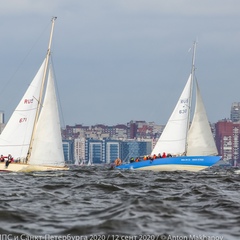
114, 158, 122, 166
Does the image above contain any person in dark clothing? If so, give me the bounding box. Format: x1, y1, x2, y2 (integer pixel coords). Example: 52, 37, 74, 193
130, 157, 135, 163
0, 155, 4, 162
5, 159, 11, 168
5, 154, 13, 168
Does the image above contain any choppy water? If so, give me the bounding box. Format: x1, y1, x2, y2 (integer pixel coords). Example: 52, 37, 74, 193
0, 166, 239, 239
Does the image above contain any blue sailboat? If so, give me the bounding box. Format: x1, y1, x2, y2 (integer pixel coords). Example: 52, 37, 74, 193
117, 42, 221, 172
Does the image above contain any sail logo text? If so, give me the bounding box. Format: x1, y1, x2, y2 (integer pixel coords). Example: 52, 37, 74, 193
24, 99, 33, 104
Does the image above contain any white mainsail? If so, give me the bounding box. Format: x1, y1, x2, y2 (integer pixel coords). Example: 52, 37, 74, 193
0, 60, 46, 160
151, 74, 192, 156
186, 80, 218, 156
29, 64, 65, 167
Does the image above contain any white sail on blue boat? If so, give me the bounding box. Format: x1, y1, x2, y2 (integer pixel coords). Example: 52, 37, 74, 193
0, 17, 68, 172
117, 42, 221, 172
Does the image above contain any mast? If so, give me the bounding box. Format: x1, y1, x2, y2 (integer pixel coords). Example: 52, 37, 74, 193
185, 41, 196, 152
189, 41, 197, 122
26, 17, 57, 162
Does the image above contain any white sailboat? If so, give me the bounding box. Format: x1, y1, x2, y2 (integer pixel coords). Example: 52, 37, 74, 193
74, 159, 84, 166
117, 42, 221, 171
79, 160, 84, 166
74, 159, 80, 165
0, 17, 68, 172
87, 159, 93, 166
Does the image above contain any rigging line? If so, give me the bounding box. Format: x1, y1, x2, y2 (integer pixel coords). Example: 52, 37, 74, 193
151, 47, 195, 125
50, 55, 66, 129
0, 21, 52, 110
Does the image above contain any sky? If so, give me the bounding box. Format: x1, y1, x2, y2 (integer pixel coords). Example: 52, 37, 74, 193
0, 0, 240, 127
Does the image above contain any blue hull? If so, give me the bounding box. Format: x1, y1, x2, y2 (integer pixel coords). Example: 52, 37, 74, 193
116, 156, 222, 172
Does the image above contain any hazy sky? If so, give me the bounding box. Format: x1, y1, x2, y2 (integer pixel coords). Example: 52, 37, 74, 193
0, 0, 239, 126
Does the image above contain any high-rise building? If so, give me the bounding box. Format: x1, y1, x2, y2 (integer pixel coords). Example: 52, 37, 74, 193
85, 139, 121, 164
0, 111, 4, 124
230, 102, 240, 122
86, 139, 104, 164
215, 120, 240, 166
120, 140, 152, 162
0, 111, 5, 134
74, 137, 85, 163
62, 140, 74, 164
84, 138, 152, 164
105, 140, 120, 164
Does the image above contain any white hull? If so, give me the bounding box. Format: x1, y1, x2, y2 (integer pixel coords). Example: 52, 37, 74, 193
132, 164, 207, 172
0, 162, 69, 172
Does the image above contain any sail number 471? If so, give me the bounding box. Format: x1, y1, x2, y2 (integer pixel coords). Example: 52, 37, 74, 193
19, 118, 27, 123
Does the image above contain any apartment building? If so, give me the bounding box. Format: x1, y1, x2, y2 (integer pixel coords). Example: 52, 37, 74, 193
215, 120, 240, 166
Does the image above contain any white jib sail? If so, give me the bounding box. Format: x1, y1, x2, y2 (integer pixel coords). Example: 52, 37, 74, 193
29, 64, 65, 166
187, 80, 218, 156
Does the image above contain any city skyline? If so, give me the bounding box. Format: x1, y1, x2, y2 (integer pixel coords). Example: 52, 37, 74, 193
0, 100, 235, 128
0, 1, 239, 126
62, 118, 240, 166
55, 100, 240, 127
